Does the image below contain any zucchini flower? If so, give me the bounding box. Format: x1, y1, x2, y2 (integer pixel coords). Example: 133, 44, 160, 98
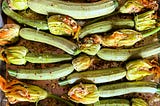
72, 55, 93, 72
79, 36, 101, 55
119, 0, 143, 13
102, 29, 143, 47
9, 0, 28, 10
131, 98, 148, 106
134, 10, 156, 31
48, 15, 79, 36
0, 24, 20, 46
101, 26, 160, 47
0, 46, 28, 65
68, 83, 99, 104
0, 75, 74, 105
119, 0, 158, 13
80, 43, 101, 55
0, 75, 47, 104
126, 59, 153, 80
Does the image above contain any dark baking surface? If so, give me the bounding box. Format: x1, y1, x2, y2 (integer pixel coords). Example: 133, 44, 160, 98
0, 0, 160, 106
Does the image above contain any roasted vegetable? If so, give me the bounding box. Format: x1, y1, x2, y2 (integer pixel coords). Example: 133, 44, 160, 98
79, 19, 134, 39
28, 0, 118, 19
0, 24, 20, 46
48, 15, 79, 36
97, 41, 160, 61
126, 59, 153, 80
68, 83, 99, 104
119, 0, 158, 13
58, 67, 126, 86
2, 0, 48, 30
8, 63, 74, 80
68, 82, 160, 104
134, 10, 156, 31
79, 10, 156, 38
19, 28, 80, 55
98, 81, 159, 98
0, 46, 28, 65
83, 26, 160, 48
0, 46, 72, 65
80, 43, 101, 55
8, 0, 28, 10
101, 29, 143, 47
72, 55, 93, 72
119, 0, 144, 13
0, 75, 74, 106
25, 52, 72, 64
101, 27, 160, 47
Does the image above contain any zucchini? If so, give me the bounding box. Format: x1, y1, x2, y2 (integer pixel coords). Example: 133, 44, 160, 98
19, 28, 80, 55
8, 63, 74, 80
79, 19, 134, 38
58, 67, 126, 86
98, 81, 159, 98
97, 41, 160, 61
25, 53, 72, 63
2, 0, 48, 30
87, 99, 130, 106
28, 0, 118, 19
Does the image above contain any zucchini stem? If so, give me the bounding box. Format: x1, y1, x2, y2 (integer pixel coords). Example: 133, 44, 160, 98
142, 26, 160, 38
47, 94, 74, 106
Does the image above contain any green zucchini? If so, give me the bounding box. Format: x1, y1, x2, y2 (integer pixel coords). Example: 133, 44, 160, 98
98, 81, 159, 98
58, 67, 126, 86
8, 63, 74, 80
25, 53, 72, 63
97, 41, 160, 61
87, 99, 130, 106
28, 0, 118, 19
2, 0, 48, 30
79, 19, 134, 38
19, 28, 80, 55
